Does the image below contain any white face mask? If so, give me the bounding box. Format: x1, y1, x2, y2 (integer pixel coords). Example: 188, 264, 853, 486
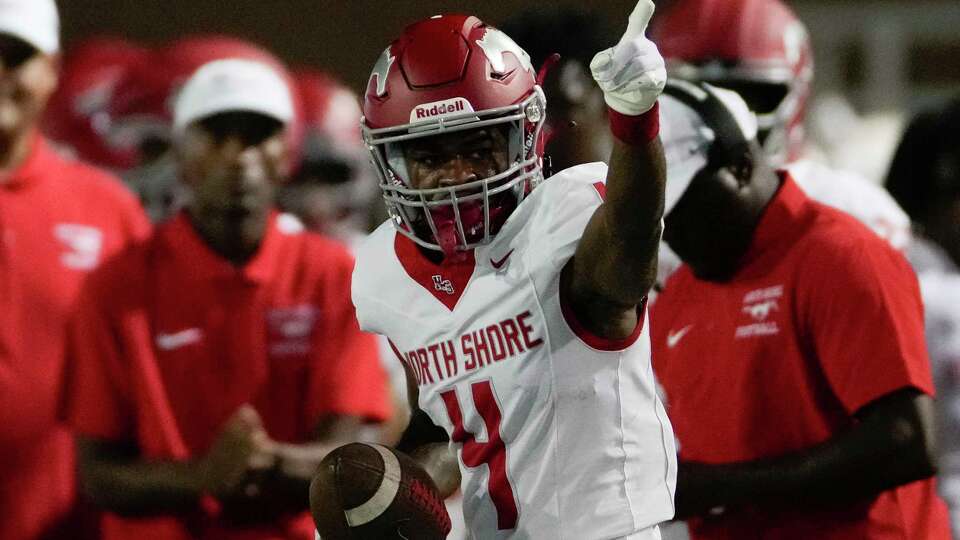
364, 88, 547, 256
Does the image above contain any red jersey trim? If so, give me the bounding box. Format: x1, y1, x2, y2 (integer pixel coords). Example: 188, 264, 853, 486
559, 282, 647, 352
387, 339, 408, 369
394, 234, 476, 311
592, 182, 607, 200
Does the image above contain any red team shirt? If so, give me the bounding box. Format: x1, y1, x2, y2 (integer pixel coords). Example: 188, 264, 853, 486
0, 134, 150, 540
652, 177, 951, 539
66, 211, 390, 540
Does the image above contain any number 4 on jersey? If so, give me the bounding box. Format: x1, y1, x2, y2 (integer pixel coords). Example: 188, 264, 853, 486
440, 381, 519, 530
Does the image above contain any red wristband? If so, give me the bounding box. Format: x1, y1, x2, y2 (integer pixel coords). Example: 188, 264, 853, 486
608, 101, 660, 145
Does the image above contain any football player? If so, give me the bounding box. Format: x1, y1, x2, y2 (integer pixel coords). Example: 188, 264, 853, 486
344, 2, 676, 538
276, 69, 380, 244
652, 0, 911, 252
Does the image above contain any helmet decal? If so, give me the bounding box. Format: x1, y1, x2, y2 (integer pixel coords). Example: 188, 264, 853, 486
475, 28, 535, 75
369, 47, 395, 98
783, 21, 807, 66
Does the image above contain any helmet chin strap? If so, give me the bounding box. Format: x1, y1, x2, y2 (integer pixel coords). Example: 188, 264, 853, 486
429, 198, 511, 263
430, 203, 483, 263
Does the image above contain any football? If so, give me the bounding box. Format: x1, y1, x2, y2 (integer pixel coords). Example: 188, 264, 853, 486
310, 442, 452, 540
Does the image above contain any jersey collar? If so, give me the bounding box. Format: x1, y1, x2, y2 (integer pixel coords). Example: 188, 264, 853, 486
394, 233, 477, 311
737, 173, 813, 273
162, 210, 285, 284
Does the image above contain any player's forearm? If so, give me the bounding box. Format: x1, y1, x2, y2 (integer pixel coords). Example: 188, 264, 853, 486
676, 390, 937, 518
584, 0, 667, 301
605, 133, 666, 242
410, 442, 462, 498
77, 437, 206, 517
599, 135, 665, 297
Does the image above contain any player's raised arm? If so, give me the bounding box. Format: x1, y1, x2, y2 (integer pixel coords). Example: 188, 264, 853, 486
565, 0, 667, 339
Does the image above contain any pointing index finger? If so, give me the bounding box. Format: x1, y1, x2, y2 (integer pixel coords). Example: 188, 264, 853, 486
620, 0, 655, 43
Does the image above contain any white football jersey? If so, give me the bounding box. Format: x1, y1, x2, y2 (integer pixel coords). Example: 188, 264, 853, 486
788, 158, 911, 251
353, 162, 677, 539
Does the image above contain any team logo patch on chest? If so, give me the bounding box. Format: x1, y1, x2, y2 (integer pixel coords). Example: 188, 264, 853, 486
736, 285, 783, 339
53, 223, 103, 270
432, 275, 455, 295
266, 305, 319, 356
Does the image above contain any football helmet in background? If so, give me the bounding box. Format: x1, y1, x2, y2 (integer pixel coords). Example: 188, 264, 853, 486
42, 37, 148, 170
653, 0, 813, 165
278, 69, 378, 240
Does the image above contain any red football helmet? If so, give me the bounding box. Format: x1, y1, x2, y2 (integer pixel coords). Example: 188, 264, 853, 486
362, 14, 546, 256
295, 69, 364, 163
652, 0, 813, 164
282, 69, 376, 238
41, 37, 149, 170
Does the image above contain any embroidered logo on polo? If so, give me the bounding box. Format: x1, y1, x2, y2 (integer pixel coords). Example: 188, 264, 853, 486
736, 285, 782, 339
433, 275, 455, 295
266, 305, 319, 356
667, 325, 693, 348
54, 223, 103, 270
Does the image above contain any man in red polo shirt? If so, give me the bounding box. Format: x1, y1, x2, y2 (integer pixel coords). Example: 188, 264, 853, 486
0, 1, 151, 539
65, 58, 390, 540
651, 80, 951, 539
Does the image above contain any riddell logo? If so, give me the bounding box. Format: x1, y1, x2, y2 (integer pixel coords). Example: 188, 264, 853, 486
410, 97, 475, 122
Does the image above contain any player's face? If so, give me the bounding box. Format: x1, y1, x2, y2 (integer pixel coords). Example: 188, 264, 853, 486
0, 34, 58, 142
178, 112, 288, 227
403, 127, 510, 196
663, 160, 758, 281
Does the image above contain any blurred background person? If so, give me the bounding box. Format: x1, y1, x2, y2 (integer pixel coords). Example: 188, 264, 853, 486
43, 33, 293, 224
276, 69, 380, 244
653, 80, 949, 540
651, 0, 912, 251
64, 58, 390, 540
886, 96, 960, 536
109, 34, 294, 223
0, 1, 152, 539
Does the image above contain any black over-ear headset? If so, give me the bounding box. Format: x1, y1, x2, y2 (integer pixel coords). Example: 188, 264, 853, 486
661, 79, 752, 170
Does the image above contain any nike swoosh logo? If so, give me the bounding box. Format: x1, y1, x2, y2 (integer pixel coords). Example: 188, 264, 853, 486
490, 249, 514, 270
667, 325, 693, 348
156, 328, 203, 351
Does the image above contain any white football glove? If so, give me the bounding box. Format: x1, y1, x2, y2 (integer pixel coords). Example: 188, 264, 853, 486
589, 0, 666, 116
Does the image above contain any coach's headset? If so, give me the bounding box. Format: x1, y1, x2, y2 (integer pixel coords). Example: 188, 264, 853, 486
661, 79, 753, 174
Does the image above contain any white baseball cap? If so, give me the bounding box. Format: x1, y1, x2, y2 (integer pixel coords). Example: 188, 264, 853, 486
0, 0, 59, 54
173, 58, 294, 132
660, 83, 758, 215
